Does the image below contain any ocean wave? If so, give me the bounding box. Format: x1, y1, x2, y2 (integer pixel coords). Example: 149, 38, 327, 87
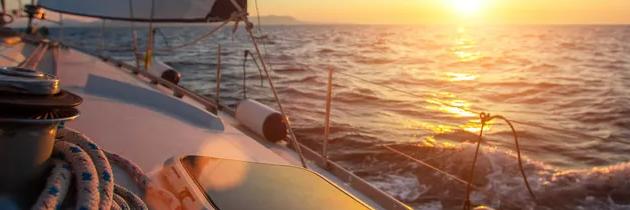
276, 86, 323, 99
526, 63, 559, 72
348, 143, 630, 209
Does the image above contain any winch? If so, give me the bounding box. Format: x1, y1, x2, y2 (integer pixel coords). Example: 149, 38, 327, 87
0, 67, 81, 204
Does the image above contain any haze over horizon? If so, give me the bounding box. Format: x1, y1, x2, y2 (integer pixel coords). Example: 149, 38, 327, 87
256, 0, 630, 25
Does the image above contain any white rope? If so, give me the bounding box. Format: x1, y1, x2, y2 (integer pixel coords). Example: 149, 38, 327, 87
31, 129, 181, 210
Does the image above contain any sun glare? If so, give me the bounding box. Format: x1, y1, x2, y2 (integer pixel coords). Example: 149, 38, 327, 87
450, 0, 483, 16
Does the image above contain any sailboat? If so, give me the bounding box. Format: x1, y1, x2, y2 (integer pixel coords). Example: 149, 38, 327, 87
0, 0, 418, 209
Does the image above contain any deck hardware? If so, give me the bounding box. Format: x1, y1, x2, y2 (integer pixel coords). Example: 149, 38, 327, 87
174, 91, 184, 99
0, 67, 81, 201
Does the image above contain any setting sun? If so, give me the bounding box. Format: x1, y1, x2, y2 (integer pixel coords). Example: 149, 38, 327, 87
450, 0, 483, 16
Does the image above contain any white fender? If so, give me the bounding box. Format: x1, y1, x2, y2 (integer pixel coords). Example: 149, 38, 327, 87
235, 99, 287, 142
148, 59, 181, 85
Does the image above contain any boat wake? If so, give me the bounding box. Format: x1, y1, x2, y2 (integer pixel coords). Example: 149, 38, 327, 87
317, 140, 630, 210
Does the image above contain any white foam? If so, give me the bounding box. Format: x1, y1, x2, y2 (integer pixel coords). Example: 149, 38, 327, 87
366, 173, 425, 203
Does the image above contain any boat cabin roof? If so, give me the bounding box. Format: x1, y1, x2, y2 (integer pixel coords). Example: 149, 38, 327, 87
0, 41, 290, 171
0, 36, 409, 210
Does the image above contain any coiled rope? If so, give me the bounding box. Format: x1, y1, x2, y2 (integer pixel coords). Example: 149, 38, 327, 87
462, 113, 536, 210
32, 128, 181, 210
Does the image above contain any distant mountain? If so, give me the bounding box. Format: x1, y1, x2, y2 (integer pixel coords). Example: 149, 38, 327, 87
250, 15, 306, 25
6, 15, 306, 28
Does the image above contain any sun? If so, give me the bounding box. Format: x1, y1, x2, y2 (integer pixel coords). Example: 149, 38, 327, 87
450, 0, 483, 16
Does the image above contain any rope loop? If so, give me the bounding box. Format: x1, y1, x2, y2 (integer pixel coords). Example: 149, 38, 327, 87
463, 112, 536, 210
479, 112, 491, 124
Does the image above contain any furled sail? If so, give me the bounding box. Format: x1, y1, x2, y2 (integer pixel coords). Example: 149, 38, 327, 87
37, 0, 247, 22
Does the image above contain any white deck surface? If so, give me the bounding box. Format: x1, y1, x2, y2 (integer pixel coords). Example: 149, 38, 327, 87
0, 43, 290, 172
0, 41, 389, 209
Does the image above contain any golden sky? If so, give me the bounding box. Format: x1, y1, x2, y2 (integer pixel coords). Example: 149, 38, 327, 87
254, 0, 630, 24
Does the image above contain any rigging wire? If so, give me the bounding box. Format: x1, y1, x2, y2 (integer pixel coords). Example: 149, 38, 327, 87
245, 19, 309, 169
155, 16, 235, 52
253, 0, 272, 70
254, 0, 262, 34
383, 144, 480, 190
153, 28, 172, 49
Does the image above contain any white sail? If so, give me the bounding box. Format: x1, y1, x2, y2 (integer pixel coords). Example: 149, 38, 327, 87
37, 0, 246, 22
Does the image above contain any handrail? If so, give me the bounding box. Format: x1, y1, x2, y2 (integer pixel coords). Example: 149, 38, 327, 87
19, 42, 48, 69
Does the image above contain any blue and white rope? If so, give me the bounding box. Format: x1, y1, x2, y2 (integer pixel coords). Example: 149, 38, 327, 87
61, 130, 115, 210
53, 140, 100, 210
32, 160, 71, 210
112, 194, 129, 210
31, 129, 181, 210
113, 184, 147, 210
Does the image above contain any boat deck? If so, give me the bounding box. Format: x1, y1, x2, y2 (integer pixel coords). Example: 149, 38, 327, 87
0, 41, 290, 171
0, 36, 410, 209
